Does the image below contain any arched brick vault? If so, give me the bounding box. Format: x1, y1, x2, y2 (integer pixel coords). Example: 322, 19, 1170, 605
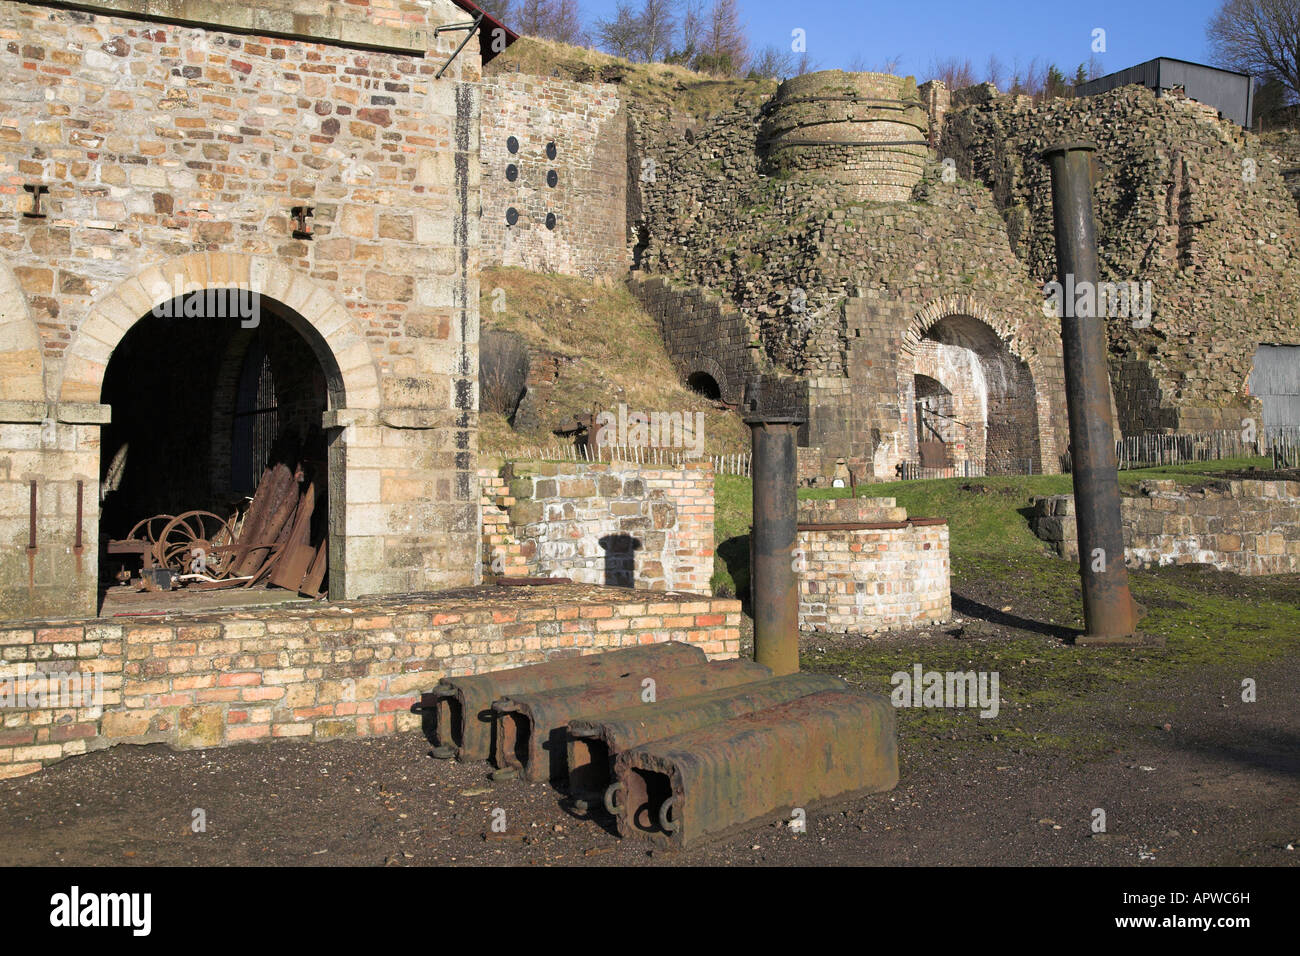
899, 294, 1061, 471
685, 356, 732, 404
0, 258, 46, 403
57, 253, 381, 410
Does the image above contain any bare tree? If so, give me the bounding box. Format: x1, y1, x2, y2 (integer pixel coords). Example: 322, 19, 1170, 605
672, 0, 705, 64
1208, 0, 1300, 99
875, 53, 903, 75
984, 54, 1006, 91
484, 0, 515, 25
637, 0, 678, 62
928, 56, 976, 89
595, 0, 641, 59
748, 44, 795, 78
512, 0, 586, 44
695, 0, 748, 75
550, 0, 585, 45
514, 0, 549, 36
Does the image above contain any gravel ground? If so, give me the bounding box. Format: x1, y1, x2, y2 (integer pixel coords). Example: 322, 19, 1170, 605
1, 631, 1295, 867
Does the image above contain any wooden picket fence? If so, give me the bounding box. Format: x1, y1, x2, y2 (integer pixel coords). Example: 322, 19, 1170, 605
504, 441, 753, 476
1061, 427, 1300, 472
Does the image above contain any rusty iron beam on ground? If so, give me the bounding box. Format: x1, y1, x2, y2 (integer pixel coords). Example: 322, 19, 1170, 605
491, 659, 772, 783
606, 689, 897, 849
417, 641, 709, 762
566, 673, 847, 801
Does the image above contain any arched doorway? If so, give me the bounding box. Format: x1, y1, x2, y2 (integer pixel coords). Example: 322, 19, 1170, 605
98, 291, 338, 608
910, 314, 1040, 475
686, 370, 722, 401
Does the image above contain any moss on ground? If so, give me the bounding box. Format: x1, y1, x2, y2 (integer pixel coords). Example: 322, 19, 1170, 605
711, 462, 1300, 758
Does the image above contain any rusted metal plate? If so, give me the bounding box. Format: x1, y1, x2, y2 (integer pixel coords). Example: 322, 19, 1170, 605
419, 641, 709, 762
492, 659, 772, 783
607, 689, 897, 849
566, 673, 846, 799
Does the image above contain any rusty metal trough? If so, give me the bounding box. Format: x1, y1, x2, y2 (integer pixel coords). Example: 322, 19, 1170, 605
605, 689, 898, 849
416, 641, 708, 761
491, 658, 772, 783
565, 672, 846, 799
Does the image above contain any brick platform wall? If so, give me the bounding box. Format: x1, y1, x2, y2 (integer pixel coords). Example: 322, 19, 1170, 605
0, 584, 741, 779
479, 460, 714, 593
796, 497, 952, 633
1030, 478, 1300, 575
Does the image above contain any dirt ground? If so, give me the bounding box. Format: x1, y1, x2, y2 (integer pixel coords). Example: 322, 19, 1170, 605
1, 621, 1296, 867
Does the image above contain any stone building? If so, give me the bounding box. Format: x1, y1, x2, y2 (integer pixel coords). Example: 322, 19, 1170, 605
0, 0, 515, 622
474, 63, 1300, 481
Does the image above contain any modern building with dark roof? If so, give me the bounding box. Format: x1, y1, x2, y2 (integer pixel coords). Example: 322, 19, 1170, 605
1075, 57, 1255, 128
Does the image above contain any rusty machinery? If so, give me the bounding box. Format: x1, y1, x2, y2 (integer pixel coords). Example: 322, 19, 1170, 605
1041, 142, 1143, 645
411, 388, 899, 849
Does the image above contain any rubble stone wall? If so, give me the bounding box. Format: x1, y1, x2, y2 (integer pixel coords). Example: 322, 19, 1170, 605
1029, 478, 1300, 574
479, 460, 714, 593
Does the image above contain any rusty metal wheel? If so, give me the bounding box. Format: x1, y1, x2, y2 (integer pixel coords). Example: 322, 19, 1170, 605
157, 510, 239, 577
126, 514, 175, 548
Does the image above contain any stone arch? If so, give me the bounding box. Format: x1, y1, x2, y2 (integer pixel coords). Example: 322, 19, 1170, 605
899, 296, 1049, 474
0, 258, 46, 402
58, 253, 380, 409
684, 355, 735, 405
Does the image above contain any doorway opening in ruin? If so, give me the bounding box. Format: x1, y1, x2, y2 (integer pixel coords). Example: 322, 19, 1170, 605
913, 315, 1041, 475
98, 291, 337, 614
687, 371, 722, 401
913, 374, 956, 469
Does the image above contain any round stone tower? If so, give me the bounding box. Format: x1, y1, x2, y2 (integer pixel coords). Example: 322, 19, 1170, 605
760, 70, 929, 202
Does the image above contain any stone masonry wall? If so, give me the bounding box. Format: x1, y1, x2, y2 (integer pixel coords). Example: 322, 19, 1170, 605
0, 584, 741, 779
1029, 478, 1300, 574
626, 92, 1068, 478
627, 275, 762, 407
0, 0, 487, 618
796, 496, 951, 633
480, 72, 627, 278
479, 460, 714, 593
942, 84, 1300, 434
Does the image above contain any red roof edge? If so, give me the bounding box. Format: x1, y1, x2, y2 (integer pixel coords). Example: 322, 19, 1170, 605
451, 0, 519, 63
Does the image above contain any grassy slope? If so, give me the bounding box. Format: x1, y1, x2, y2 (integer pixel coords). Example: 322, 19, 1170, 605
479, 266, 750, 457
713, 459, 1300, 755
484, 36, 775, 119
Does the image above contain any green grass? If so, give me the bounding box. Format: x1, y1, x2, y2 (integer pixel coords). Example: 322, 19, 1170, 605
710, 459, 1300, 756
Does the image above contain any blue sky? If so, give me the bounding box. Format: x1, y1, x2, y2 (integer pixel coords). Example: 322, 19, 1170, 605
573, 0, 1228, 79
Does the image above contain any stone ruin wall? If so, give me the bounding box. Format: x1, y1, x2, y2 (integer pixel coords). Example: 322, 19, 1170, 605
478, 459, 714, 593
625, 84, 1069, 478
939, 83, 1300, 435
796, 496, 951, 633
1029, 478, 1300, 575
0, 584, 741, 779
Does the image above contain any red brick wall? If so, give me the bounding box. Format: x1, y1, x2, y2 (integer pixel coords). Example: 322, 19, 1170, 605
0, 585, 741, 778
